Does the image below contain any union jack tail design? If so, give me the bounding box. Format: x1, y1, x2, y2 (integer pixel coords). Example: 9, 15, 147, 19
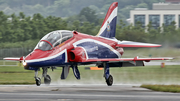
97, 2, 118, 38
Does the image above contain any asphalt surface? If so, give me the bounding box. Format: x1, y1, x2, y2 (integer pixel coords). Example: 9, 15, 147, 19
0, 84, 180, 101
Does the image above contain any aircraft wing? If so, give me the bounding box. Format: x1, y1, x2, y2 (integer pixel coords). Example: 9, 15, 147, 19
82, 57, 173, 63
3, 57, 23, 61
117, 41, 161, 47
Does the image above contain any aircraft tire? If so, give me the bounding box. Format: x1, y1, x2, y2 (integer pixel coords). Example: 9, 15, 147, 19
36, 77, 41, 86
106, 75, 113, 86
44, 75, 51, 85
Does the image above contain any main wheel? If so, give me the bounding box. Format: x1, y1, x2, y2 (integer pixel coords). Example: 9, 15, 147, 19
106, 75, 113, 86
36, 77, 41, 86
44, 75, 51, 85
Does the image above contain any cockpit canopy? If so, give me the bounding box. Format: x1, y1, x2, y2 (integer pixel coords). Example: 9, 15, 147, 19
35, 30, 73, 51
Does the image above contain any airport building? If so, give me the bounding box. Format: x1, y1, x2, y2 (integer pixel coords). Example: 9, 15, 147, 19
130, 0, 180, 29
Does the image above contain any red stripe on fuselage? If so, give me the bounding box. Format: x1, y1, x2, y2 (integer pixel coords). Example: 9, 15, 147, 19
101, 2, 118, 27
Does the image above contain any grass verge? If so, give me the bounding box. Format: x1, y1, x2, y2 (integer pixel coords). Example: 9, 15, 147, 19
0, 65, 180, 85
141, 84, 180, 93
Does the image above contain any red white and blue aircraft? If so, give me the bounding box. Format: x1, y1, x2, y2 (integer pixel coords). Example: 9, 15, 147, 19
4, 2, 172, 86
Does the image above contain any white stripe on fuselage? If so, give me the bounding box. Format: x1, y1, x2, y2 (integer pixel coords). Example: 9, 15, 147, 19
98, 7, 117, 36
73, 39, 121, 58
26, 49, 67, 63
76, 46, 89, 59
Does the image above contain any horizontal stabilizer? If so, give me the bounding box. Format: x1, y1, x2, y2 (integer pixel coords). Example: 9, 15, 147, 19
117, 41, 161, 47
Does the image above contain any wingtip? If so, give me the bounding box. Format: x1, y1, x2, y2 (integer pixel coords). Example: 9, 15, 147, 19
3, 57, 21, 61
162, 57, 174, 60
168, 57, 175, 60
156, 44, 162, 47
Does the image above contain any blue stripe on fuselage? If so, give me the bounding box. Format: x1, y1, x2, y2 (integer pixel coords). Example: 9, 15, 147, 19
27, 52, 66, 67
100, 16, 117, 38
77, 42, 118, 59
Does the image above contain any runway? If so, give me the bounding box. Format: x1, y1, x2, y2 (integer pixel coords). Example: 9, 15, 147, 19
0, 84, 180, 101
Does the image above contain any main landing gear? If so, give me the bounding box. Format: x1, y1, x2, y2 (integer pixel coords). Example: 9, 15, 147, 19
103, 63, 113, 86
34, 67, 51, 86
61, 65, 80, 80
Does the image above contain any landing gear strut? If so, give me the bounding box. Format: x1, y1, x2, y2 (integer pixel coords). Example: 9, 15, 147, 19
103, 63, 113, 86
34, 70, 41, 86
35, 77, 41, 86
72, 65, 80, 79
42, 67, 51, 85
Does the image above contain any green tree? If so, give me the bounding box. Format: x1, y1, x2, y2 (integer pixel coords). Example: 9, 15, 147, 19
30, 13, 46, 39
79, 7, 98, 24
0, 11, 9, 42
44, 15, 67, 32
20, 16, 32, 41
117, 20, 148, 42
79, 21, 97, 35
10, 13, 25, 42
72, 20, 80, 31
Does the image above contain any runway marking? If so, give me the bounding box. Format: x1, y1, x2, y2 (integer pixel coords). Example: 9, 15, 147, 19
0, 93, 180, 99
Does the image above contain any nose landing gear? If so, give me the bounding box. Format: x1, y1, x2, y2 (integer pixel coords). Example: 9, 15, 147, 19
44, 75, 51, 85
34, 70, 41, 86
34, 67, 51, 86
42, 67, 51, 85
35, 77, 41, 86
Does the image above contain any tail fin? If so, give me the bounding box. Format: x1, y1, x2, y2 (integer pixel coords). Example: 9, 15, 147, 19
96, 2, 118, 38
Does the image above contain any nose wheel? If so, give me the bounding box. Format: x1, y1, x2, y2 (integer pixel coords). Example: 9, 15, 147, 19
35, 77, 41, 86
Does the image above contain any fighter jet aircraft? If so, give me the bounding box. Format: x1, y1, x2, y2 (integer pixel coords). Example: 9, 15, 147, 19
4, 2, 172, 86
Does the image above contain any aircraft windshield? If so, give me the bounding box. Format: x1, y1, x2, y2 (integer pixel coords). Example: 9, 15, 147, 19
34, 30, 73, 51
37, 41, 52, 51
